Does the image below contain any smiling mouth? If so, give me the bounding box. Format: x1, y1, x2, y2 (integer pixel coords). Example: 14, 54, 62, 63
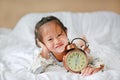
55, 44, 64, 48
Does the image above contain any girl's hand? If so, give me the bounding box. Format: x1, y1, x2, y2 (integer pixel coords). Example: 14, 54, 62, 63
81, 65, 104, 76
79, 35, 90, 53
36, 39, 50, 59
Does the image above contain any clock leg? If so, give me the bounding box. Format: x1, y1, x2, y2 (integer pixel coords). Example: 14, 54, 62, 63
67, 70, 69, 72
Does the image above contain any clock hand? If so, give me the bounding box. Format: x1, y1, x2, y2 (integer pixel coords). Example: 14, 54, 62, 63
75, 53, 79, 66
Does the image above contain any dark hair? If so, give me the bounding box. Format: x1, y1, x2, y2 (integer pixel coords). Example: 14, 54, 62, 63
35, 16, 67, 47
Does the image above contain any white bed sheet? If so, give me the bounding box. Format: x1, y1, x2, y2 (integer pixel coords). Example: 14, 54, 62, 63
0, 11, 120, 80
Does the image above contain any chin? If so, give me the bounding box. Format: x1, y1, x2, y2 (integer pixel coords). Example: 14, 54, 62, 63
56, 49, 66, 54
54, 45, 66, 54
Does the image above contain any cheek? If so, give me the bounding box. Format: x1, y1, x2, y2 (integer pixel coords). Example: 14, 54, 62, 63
62, 36, 68, 44
45, 43, 54, 51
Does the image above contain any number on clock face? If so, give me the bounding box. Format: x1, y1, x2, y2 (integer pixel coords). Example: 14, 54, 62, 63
66, 50, 87, 72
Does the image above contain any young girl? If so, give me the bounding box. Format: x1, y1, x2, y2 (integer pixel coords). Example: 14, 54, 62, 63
31, 16, 104, 76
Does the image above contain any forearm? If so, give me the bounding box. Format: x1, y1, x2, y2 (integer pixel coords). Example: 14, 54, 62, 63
30, 53, 54, 74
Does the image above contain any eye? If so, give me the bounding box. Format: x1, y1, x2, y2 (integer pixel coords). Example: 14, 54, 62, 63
48, 38, 53, 41
58, 31, 63, 37
57, 33, 62, 37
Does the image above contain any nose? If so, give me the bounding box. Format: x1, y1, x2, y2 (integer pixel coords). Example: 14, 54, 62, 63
54, 38, 60, 45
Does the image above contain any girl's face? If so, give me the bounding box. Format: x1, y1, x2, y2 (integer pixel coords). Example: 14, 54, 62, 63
39, 21, 68, 54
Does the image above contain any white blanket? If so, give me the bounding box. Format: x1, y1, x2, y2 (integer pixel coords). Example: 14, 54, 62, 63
0, 11, 120, 80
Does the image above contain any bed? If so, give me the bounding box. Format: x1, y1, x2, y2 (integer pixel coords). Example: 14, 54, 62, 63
0, 11, 120, 80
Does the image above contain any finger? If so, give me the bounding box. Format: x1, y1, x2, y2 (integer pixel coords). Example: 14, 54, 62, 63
81, 35, 87, 42
78, 35, 88, 48
81, 67, 89, 76
82, 68, 89, 76
92, 70, 98, 74
79, 41, 84, 46
36, 39, 43, 47
81, 66, 94, 76
92, 65, 104, 74
84, 48, 90, 54
87, 67, 93, 76
81, 68, 86, 76
81, 45, 85, 50
81, 35, 89, 47
83, 67, 93, 76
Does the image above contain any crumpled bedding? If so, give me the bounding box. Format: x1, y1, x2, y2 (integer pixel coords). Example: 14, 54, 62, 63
0, 11, 120, 80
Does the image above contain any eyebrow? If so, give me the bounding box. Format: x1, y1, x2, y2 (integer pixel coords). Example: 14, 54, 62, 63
47, 29, 64, 39
59, 29, 64, 36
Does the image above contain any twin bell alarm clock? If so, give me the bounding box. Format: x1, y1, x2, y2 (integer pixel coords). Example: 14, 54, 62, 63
53, 38, 89, 73
63, 38, 89, 73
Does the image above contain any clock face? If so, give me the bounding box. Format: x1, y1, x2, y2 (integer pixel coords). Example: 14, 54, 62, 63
66, 50, 88, 72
